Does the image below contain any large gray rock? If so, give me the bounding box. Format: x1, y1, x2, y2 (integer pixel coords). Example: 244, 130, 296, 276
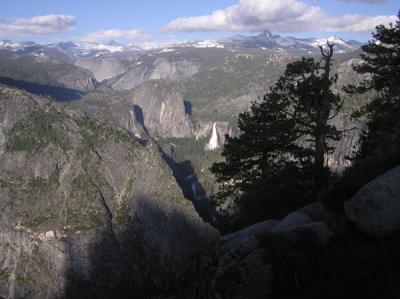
150, 58, 199, 81
271, 203, 334, 246
109, 58, 199, 91
110, 65, 151, 90
275, 222, 334, 248
215, 220, 278, 299
0, 55, 97, 92
75, 57, 128, 82
213, 201, 343, 297
271, 211, 313, 233
132, 80, 193, 138
344, 165, 400, 237
214, 208, 334, 298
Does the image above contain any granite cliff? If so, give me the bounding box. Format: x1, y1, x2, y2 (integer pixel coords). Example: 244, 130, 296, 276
131, 80, 193, 138
0, 85, 218, 298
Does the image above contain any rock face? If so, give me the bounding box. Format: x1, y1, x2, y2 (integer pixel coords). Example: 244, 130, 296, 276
75, 57, 128, 82
0, 55, 97, 93
131, 80, 193, 138
109, 65, 152, 90
327, 114, 367, 174
149, 58, 199, 81
344, 165, 400, 237
109, 58, 199, 91
0, 85, 218, 298
53, 68, 97, 92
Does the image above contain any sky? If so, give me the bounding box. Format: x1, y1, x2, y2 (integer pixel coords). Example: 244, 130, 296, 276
0, 0, 398, 44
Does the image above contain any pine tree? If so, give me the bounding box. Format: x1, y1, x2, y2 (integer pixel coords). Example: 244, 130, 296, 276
211, 43, 342, 221
284, 43, 342, 192
348, 11, 400, 160
321, 13, 400, 210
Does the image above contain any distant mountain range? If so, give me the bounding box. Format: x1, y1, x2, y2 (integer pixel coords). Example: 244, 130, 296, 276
0, 30, 364, 59
0, 39, 142, 59
221, 30, 363, 52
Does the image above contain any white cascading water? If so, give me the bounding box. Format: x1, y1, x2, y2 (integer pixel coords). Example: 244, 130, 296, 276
207, 122, 219, 150
191, 182, 197, 201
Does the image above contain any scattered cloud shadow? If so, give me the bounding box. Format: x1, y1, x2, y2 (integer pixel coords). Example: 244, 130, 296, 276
0, 76, 84, 101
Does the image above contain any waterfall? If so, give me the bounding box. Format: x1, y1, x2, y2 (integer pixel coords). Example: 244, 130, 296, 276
191, 182, 197, 201
207, 122, 219, 150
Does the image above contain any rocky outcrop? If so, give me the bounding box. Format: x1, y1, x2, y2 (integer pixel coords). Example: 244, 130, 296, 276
270, 203, 335, 247
109, 65, 152, 90
214, 167, 400, 298
131, 80, 193, 138
75, 57, 128, 82
149, 58, 199, 81
344, 165, 400, 238
214, 202, 338, 298
109, 58, 199, 91
215, 220, 277, 299
51, 65, 97, 92
0, 55, 97, 92
327, 114, 367, 174
0, 224, 67, 299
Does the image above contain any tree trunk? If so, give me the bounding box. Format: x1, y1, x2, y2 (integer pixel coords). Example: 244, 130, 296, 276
313, 42, 335, 195
314, 126, 327, 195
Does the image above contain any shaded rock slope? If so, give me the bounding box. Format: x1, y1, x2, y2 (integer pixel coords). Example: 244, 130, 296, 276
131, 80, 193, 138
75, 57, 128, 82
0, 85, 218, 298
214, 165, 400, 299
0, 56, 97, 92
108, 57, 199, 91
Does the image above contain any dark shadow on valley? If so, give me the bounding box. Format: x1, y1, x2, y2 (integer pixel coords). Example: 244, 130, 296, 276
160, 147, 218, 224
184, 100, 192, 117
60, 193, 216, 299
133, 104, 145, 127
0, 76, 84, 101
132, 104, 152, 139
131, 103, 216, 224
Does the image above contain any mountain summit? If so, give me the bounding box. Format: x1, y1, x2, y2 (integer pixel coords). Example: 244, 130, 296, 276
222, 31, 363, 52
258, 30, 280, 40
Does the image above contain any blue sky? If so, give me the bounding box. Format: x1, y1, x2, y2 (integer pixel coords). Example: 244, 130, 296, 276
0, 0, 398, 44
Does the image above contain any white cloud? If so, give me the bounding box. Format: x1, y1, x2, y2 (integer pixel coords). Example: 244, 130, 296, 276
322, 15, 396, 32
164, 0, 396, 33
340, 0, 388, 3
82, 29, 149, 42
0, 15, 76, 36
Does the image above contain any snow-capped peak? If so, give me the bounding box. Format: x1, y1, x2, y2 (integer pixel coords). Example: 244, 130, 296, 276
76, 42, 125, 53
174, 40, 224, 49
0, 40, 37, 51
222, 31, 362, 52
192, 40, 224, 48
311, 36, 352, 48
0, 40, 21, 50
